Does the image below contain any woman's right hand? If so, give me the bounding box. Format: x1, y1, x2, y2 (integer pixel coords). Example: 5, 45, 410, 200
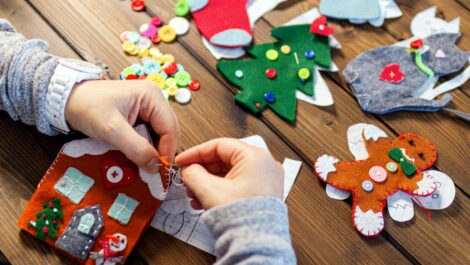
175, 138, 284, 209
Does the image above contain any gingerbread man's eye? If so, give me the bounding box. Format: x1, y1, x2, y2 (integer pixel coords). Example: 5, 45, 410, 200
418, 152, 425, 159
408, 140, 415, 146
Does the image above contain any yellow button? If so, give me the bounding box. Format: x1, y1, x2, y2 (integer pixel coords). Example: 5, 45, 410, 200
167, 86, 178, 96
266, 49, 279, 61
146, 73, 166, 88
162, 54, 175, 64
153, 56, 165, 65
166, 77, 177, 88
149, 47, 161, 57
129, 48, 140, 56
138, 48, 149, 57
298, 68, 310, 79
280, 45, 291, 54
159, 25, 177, 43
122, 41, 137, 54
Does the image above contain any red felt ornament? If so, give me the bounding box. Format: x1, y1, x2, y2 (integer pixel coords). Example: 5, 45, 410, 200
310, 16, 334, 37
380, 64, 405, 83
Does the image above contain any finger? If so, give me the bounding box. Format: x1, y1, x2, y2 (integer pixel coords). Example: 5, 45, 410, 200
176, 138, 249, 167
147, 92, 180, 163
181, 164, 223, 209
105, 116, 159, 172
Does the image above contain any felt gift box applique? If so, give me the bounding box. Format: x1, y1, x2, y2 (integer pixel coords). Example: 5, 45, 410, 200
217, 16, 334, 123
18, 125, 171, 264
314, 123, 456, 237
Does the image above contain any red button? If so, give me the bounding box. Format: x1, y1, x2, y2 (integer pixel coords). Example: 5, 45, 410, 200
151, 16, 162, 27
151, 35, 161, 44
131, 0, 145, 11
266, 68, 277, 79
164, 63, 178, 75
139, 74, 147, 79
125, 74, 139, 80
410, 39, 423, 49
189, 80, 201, 91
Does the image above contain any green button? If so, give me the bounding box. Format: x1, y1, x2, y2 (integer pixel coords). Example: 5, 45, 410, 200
174, 0, 190, 17
122, 67, 136, 78
175, 71, 191, 87
386, 162, 398, 172
266, 49, 279, 61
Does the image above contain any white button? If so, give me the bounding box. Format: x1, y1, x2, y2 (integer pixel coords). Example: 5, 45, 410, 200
137, 37, 151, 50
106, 166, 123, 183
175, 88, 191, 104
168, 17, 190, 36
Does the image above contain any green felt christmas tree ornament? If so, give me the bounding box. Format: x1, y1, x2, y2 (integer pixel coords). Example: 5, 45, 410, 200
217, 16, 334, 122
29, 198, 64, 240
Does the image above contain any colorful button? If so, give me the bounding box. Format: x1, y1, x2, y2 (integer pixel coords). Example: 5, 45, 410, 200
151, 16, 163, 27
174, 0, 190, 17
137, 37, 151, 50
265, 68, 277, 79
143, 60, 161, 75
158, 25, 177, 43
122, 41, 137, 54
266, 49, 279, 61
298, 68, 310, 79
138, 48, 149, 58
189, 80, 201, 91
264, 92, 276, 103
369, 166, 387, 183
166, 77, 177, 88
130, 63, 142, 76
386, 162, 398, 172
280, 45, 291, 54
167, 86, 178, 96
151, 35, 160, 44
149, 47, 161, 57
131, 0, 145, 11
125, 74, 138, 80
362, 180, 374, 192
126, 32, 140, 43
120, 31, 129, 43
175, 71, 191, 86
162, 54, 175, 63
146, 73, 166, 88
169, 17, 190, 36
141, 56, 152, 64
177, 64, 185, 72
175, 88, 192, 104
140, 23, 157, 38
235, 70, 244, 79
164, 62, 178, 75
122, 67, 136, 78
304, 50, 315, 59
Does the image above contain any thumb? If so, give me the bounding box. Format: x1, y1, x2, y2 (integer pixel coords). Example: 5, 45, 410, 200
105, 118, 159, 172
181, 164, 223, 209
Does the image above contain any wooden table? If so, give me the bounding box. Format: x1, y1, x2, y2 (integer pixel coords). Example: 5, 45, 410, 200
0, 0, 468, 264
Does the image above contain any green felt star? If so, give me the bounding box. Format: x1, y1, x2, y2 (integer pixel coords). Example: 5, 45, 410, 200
217, 24, 332, 122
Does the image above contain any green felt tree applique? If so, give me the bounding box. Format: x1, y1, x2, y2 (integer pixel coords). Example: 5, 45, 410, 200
217, 17, 333, 122
29, 198, 64, 240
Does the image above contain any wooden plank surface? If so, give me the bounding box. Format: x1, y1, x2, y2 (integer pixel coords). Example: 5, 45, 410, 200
0, 0, 468, 264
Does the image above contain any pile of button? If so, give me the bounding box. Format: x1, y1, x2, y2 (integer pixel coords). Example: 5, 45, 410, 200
121, 15, 190, 57
120, 47, 200, 105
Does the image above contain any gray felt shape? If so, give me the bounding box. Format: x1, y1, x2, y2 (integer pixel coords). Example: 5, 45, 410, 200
55, 205, 104, 260
343, 33, 469, 114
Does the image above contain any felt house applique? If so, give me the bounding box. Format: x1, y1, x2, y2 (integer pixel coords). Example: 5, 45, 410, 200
18, 125, 170, 265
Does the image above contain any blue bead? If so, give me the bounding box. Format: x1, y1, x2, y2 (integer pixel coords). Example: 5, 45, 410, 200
304, 50, 315, 60
264, 92, 276, 103
299, 78, 306, 84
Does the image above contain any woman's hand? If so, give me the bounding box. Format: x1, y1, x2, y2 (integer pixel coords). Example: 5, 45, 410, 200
65, 80, 180, 173
175, 138, 284, 209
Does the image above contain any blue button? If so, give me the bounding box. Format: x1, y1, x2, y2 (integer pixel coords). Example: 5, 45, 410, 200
177, 63, 185, 72
304, 50, 315, 60
127, 32, 140, 43
362, 180, 374, 192
264, 92, 276, 103
130, 63, 142, 76
143, 60, 160, 75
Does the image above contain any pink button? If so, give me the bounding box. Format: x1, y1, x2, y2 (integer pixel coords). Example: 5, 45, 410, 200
369, 166, 387, 182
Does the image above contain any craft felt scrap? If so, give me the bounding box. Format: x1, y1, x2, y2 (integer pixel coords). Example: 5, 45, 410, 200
314, 123, 456, 237
217, 17, 333, 122
18, 125, 169, 265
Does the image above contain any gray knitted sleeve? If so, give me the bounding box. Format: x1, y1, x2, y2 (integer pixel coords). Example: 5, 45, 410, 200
0, 19, 59, 135
202, 197, 297, 265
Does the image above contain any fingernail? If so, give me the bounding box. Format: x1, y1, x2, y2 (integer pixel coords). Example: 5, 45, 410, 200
145, 158, 159, 173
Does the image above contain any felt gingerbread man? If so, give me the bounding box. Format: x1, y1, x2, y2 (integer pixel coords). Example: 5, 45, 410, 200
314, 123, 455, 237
